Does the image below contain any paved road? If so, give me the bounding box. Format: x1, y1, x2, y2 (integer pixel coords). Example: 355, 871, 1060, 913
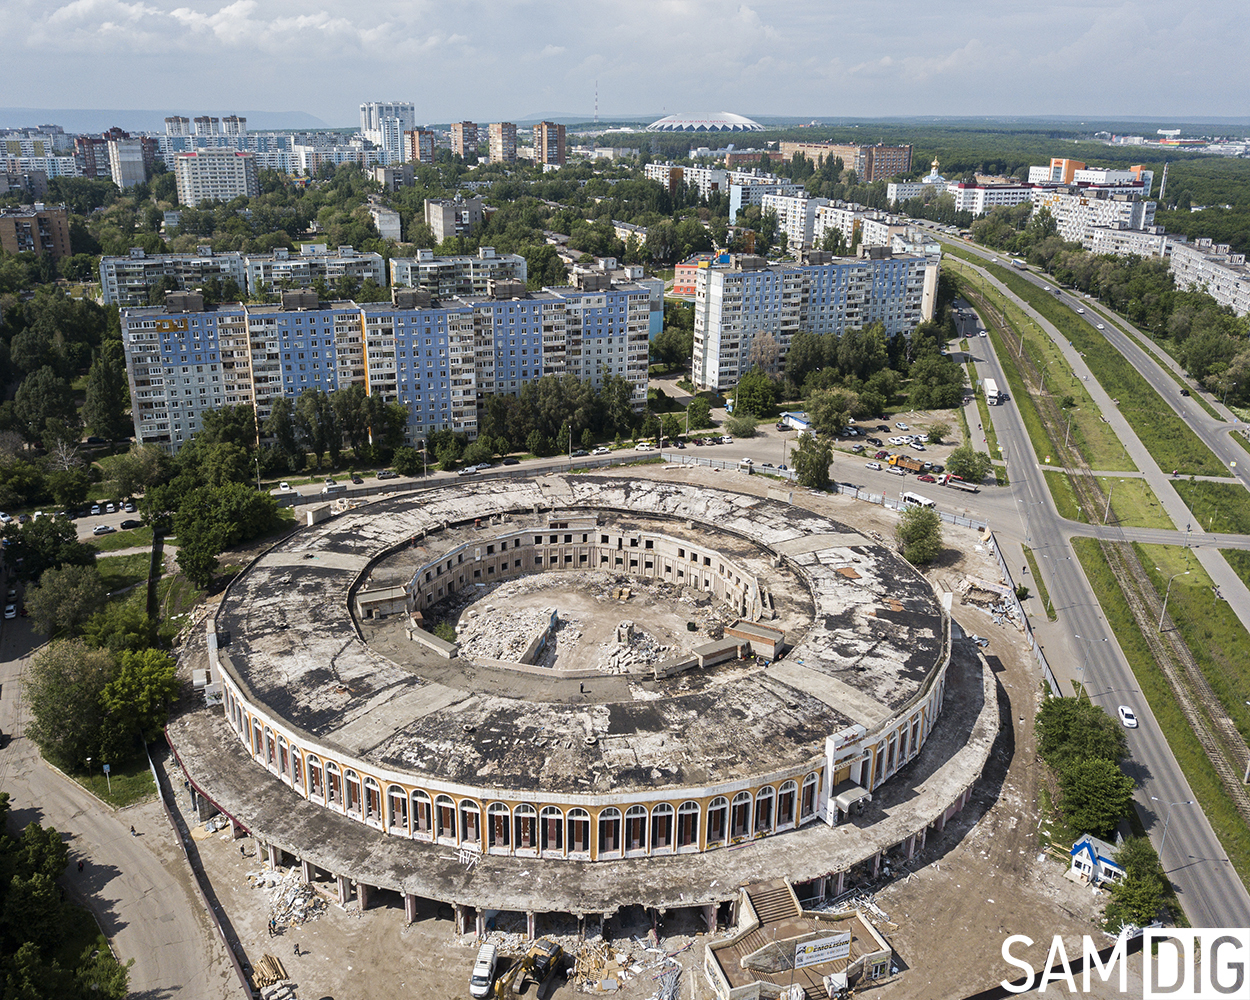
945, 254, 1250, 927
0, 615, 231, 999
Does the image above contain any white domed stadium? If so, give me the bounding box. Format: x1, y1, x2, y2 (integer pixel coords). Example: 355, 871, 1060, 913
646, 111, 763, 132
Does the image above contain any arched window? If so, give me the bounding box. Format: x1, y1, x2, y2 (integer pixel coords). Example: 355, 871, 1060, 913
460, 800, 481, 846
598, 807, 621, 856
364, 777, 381, 824
567, 809, 590, 855
802, 773, 819, 820
264, 727, 276, 766
325, 762, 342, 807
677, 801, 700, 850
251, 719, 263, 757
730, 791, 752, 839
777, 781, 798, 829
650, 803, 675, 852
277, 736, 289, 778
290, 748, 303, 792
487, 803, 510, 851
387, 785, 408, 832
412, 790, 432, 839
754, 786, 775, 834
435, 795, 457, 842
707, 797, 728, 847
540, 806, 563, 854
307, 755, 323, 799
343, 769, 362, 816
514, 803, 537, 851
624, 805, 647, 854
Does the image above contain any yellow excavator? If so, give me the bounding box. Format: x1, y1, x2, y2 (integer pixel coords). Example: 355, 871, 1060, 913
492, 939, 563, 998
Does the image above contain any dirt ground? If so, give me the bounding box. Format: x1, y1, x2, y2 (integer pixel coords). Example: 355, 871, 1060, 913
173, 467, 1109, 1000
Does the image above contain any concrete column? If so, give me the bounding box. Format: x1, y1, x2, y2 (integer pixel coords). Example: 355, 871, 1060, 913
835, 871, 845, 897
337, 874, 351, 906
454, 904, 466, 935
404, 893, 417, 926
935, 811, 947, 832
301, 859, 313, 883
526, 911, 536, 940
905, 833, 916, 861
357, 882, 370, 912
872, 851, 881, 878
230, 819, 241, 839
267, 843, 280, 870
704, 904, 717, 933
918, 827, 927, 852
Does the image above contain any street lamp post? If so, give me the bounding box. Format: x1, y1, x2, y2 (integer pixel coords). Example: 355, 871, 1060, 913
1157, 570, 1191, 632
1072, 633, 1108, 702
1149, 796, 1194, 858
1103, 481, 1117, 526
1224, 382, 1238, 408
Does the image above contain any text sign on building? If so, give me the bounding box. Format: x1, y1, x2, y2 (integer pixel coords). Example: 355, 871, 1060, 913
795, 933, 851, 970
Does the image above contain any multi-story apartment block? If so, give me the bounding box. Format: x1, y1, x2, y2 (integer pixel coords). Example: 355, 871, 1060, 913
692, 249, 935, 391
367, 198, 402, 242
108, 138, 148, 188
165, 116, 191, 136
948, 182, 1037, 215
406, 128, 437, 164
194, 116, 220, 136
535, 122, 566, 166
728, 179, 806, 223
1086, 226, 1172, 258
760, 193, 828, 251
489, 123, 517, 164
451, 122, 479, 158
222, 116, 247, 137
245, 245, 386, 294
174, 150, 260, 205
1169, 239, 1250, 317
371, 163, 414, 191
99, 246, 249, 305
1030, 187, 1156, 245
360, 102, 415, 135
390, 247, 527, 298
860, 217, 912, 249
812, 202, 880, 247
424, 196, 484, 243
122, 276, 652, 451
778, 142, 913, 182
0, 170, 49, 199
0, 203, 71, 259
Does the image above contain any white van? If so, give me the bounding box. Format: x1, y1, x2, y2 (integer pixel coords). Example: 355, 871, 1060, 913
321, 483, 348, 495
469, 942, 498, 999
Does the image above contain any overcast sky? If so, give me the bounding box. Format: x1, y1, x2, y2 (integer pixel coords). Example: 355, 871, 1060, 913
5, 0, 1245, 126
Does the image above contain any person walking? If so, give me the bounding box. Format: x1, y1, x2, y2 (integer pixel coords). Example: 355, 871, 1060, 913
129, 826, 136, 837
293, 942, 300, 958
77, 860, 83, 873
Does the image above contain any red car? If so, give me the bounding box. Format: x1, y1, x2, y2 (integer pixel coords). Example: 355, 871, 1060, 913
917, 474, 937, 483
874, 450, 889, 460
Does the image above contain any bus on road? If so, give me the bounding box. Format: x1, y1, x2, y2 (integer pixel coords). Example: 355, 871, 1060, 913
901, 491, 936, 508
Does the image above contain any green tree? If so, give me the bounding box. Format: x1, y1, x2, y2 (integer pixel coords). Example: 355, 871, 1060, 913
732, 369, 776, 417
1, 515, 96, 583
1036, 698, 1127, 768
807, 387, 860, 436
1105, 837, 1172, 929
176, 522, 225, 589
944, 445, 994, 483
392, 446, 423, 477
81, 341, 131, 441
46, 468, 91, 508
108, 444, 173, 500
23, 639, 115, 769
686, 396, 713, 430
198, 404, 258, 451
294, 388, 338, 469
725, 413, 758, 437
792, 434, 833, 490
25, 563, 107, 638
926, 422, 951, 445
1059, 757, 1135, 839
81, 597, 157, 654
200, 441, 253, 487
263, 395, 302, 471
14, 366, 78, 446
895, 504, 943, 564
650, 326, 694, 369
100, 648, 179, 744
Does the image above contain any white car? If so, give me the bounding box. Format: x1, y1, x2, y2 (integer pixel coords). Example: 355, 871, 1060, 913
279, 482, 293, 492
93, 524, 116, 536
740, 457, 753, 464
1117, 705, 1138, 729
457, 466, 477, 476
3, 604, 14, 620
1076, 307, 1086, 314
979, 330, 987, 337
0, 512, 9, 524
591, 446, 610, 455
1096, 323, 1105, 330
634, 442, 653, 451
895, 422, 909, 430
865, 461, 882, 471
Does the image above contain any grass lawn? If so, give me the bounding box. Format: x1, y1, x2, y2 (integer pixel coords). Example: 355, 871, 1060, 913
1096, 476, 1173, 530
1223, 550, 1250, 591
1233, 431, 1250, 458
985, 262, 1226, 477
1043, 469, 1086, 524
75, 754, 155, 808
1138, 543, 1250, 747
1172, 480, 1250, 535
1071, 537, 1250, 890
97, 553, 151, 593
88, 525, 154, 552
1022, 544, 1057, 621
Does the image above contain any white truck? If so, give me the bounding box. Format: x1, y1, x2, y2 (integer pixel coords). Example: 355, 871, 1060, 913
984, 378, 1002, 405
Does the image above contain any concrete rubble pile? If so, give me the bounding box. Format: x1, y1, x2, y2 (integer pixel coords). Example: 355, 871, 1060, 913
248, 865, 329, 926
458, 604, 567, 662
595, 620, 669, 673
571, 937, 688, 994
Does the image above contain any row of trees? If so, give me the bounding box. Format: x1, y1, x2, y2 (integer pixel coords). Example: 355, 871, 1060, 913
0, 793, 130, 998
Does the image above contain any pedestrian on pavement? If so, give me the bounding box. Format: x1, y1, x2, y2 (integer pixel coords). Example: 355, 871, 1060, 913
293, 942, 300, 958
240, 844, 246, 858
77, 860, 83, 873
129, 826, 136, 837
268, 918, 275, 938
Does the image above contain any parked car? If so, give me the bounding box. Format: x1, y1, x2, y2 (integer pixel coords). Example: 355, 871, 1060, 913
351, 475, 364, 484
502, 457, 520, 465
591, 446, 610, 455
3, 604, 14, 620
851, 444, 865, 452
1117, 705, 1138, 728
777, 464, 787, 471
105, 502, 116, 514
90, 504, 102, 515
917, 474, 936, 483
120, 519, 142, 530
324, 478, 336, 486
874, 450, 889, 460
92, 524, 116, 536
123, 501, 136, 512
278, 482, 293, 492
895, 422, 910, 430
875, 425, 890, 432
475, 462, 492, 471
457, 467, 477, 476
571, 449, 589, 457
376, 470, 398, 479
634, 442, 653, 451
865, 461, 882, 471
